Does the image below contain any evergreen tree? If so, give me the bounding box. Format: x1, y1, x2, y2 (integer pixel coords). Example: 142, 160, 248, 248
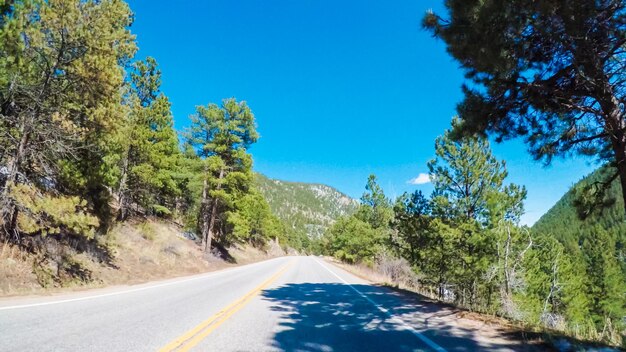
0, 0, 136, 240
323, 215, 382, 264
357, 175, 393, 230
521, 234, 590, 328
321, 175, 391, 264
428, 118, 526, 225
427, 122, 527, 307
392, 190, 432, 265
424, 0, 626, 214
185, 98, 259, 251
115, 57, 181, 219
227, 189, 285, 247
582, 226, 626, 326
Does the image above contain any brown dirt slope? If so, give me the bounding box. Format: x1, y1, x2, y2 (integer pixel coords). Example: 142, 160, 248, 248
0, 219, 282, 296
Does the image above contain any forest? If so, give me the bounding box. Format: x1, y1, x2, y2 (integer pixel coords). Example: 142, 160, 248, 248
0, 0, 306, 272
315, 127, 625, 346
1, 0, 625, 348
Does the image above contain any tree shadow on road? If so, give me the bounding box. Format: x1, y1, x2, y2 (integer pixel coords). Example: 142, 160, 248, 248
261, 283, 547, 352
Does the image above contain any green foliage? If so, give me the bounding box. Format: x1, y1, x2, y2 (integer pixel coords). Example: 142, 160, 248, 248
582, 226, 626, 325
423, 125, 527, 309
11, 183, 99, 239
428, 118, 526, 225
255, 173, 357, 240
533, 166, 626, 254
356, 175, 393, 230
520, 234, 590, 326
0, 1, 292, 264
321, 175, 391, 264
228, 190, 282, 245
424, 0, 626, 214
0, 0, 135, 238
391, 191, 431, 263
323, 215, 382, 264
531, 166, 626, 336
115, 57, 182, 219
185, 98, 260, 250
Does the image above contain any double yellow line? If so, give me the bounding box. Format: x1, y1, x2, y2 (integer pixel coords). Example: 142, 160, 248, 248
159, 260, 293, 352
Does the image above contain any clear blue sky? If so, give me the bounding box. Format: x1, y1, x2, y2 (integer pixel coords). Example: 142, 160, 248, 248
127, 0, 597, 225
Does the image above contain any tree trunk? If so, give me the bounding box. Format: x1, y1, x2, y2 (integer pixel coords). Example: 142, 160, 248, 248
591, 67, 626, 214
203, 167, 225, 253
205, 167, 225, 251
117, 156, 129, 220
610, 135, 626, 214
602, 98, 626, 215
200, 173, 209, 250
1, 121, 29, 239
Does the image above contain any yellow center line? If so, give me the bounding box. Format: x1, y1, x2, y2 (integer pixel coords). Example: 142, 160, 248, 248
159, 260, 294, 352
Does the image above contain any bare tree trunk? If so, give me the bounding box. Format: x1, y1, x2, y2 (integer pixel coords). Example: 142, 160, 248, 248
603, 101, 626, 213
503, 225, 512, 296
1, 120, 29, 239
117, 156, 129, 220
609, 129, 626, 214
542, 252, 560, 318
595, 78, 626, 214
200, 173, 209, 250
204, 167, 224, 252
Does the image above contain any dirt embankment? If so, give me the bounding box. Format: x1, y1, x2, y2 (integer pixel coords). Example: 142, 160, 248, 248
0, 219, 284, 297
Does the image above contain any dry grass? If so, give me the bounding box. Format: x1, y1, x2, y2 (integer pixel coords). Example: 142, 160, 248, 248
0, 242, 40, 295
328, 257, 624, 351
228, 238, 286, 265
0, 219, 286, 297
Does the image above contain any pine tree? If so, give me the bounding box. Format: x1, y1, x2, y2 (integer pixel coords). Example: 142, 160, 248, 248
356, 175, 393, 230
427, 120, 526, 308
521, 234, 591, 328
227, 189, 285, 246
116, 57, 181, 220
0, 0, 136, 240
582, 226, 626, 326
424, 0, 626, 214
185, 98, 259, 251
392, 190, 432, 265
323, 215, 382, 264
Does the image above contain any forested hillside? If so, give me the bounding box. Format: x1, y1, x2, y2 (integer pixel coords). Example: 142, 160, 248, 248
533, 166, 626, 252
317, 123, 626, 347
0, 0, 301, 288
255, 174, 357, 239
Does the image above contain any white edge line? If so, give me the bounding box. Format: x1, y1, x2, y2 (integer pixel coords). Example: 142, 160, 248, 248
313, 257, 448, 352
0, 256, 287, 311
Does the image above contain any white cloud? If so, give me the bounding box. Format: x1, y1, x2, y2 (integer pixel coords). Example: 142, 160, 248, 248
407, 173, 430, 185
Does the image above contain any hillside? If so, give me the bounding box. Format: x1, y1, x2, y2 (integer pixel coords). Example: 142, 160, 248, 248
255, 174, 358, 239
532, 166, 626, 252
0, 219, 282, 296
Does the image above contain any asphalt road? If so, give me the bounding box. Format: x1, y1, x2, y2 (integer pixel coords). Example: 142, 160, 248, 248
0, 256, 525, 352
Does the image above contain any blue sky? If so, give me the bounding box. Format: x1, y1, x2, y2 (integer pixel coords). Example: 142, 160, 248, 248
127, 0, 597, 225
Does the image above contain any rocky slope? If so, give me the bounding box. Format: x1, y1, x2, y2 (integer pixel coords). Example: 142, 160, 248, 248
255, 174, 358, 238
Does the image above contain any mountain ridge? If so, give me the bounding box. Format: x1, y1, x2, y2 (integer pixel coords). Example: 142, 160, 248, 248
255, 173, 358, 239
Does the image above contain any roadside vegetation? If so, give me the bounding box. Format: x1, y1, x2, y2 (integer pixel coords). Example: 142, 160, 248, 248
0, 0, 304, 291
315, 123, 626, 347
317, 1, 626, 348
1, 0, 624, 349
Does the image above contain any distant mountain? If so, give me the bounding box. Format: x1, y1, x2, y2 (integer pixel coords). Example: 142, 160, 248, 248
255, 174, 359, 238
532, 166, 626, 252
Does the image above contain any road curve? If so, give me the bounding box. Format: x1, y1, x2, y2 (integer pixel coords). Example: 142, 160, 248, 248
0, 256, 526, 351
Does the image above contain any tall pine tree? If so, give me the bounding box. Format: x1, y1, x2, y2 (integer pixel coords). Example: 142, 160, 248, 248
115, 57, 181, 220
0, 0, 135, 240
185, 98, 258, 251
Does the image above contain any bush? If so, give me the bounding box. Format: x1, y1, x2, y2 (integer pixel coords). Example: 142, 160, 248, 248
375, 251, 419, 288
